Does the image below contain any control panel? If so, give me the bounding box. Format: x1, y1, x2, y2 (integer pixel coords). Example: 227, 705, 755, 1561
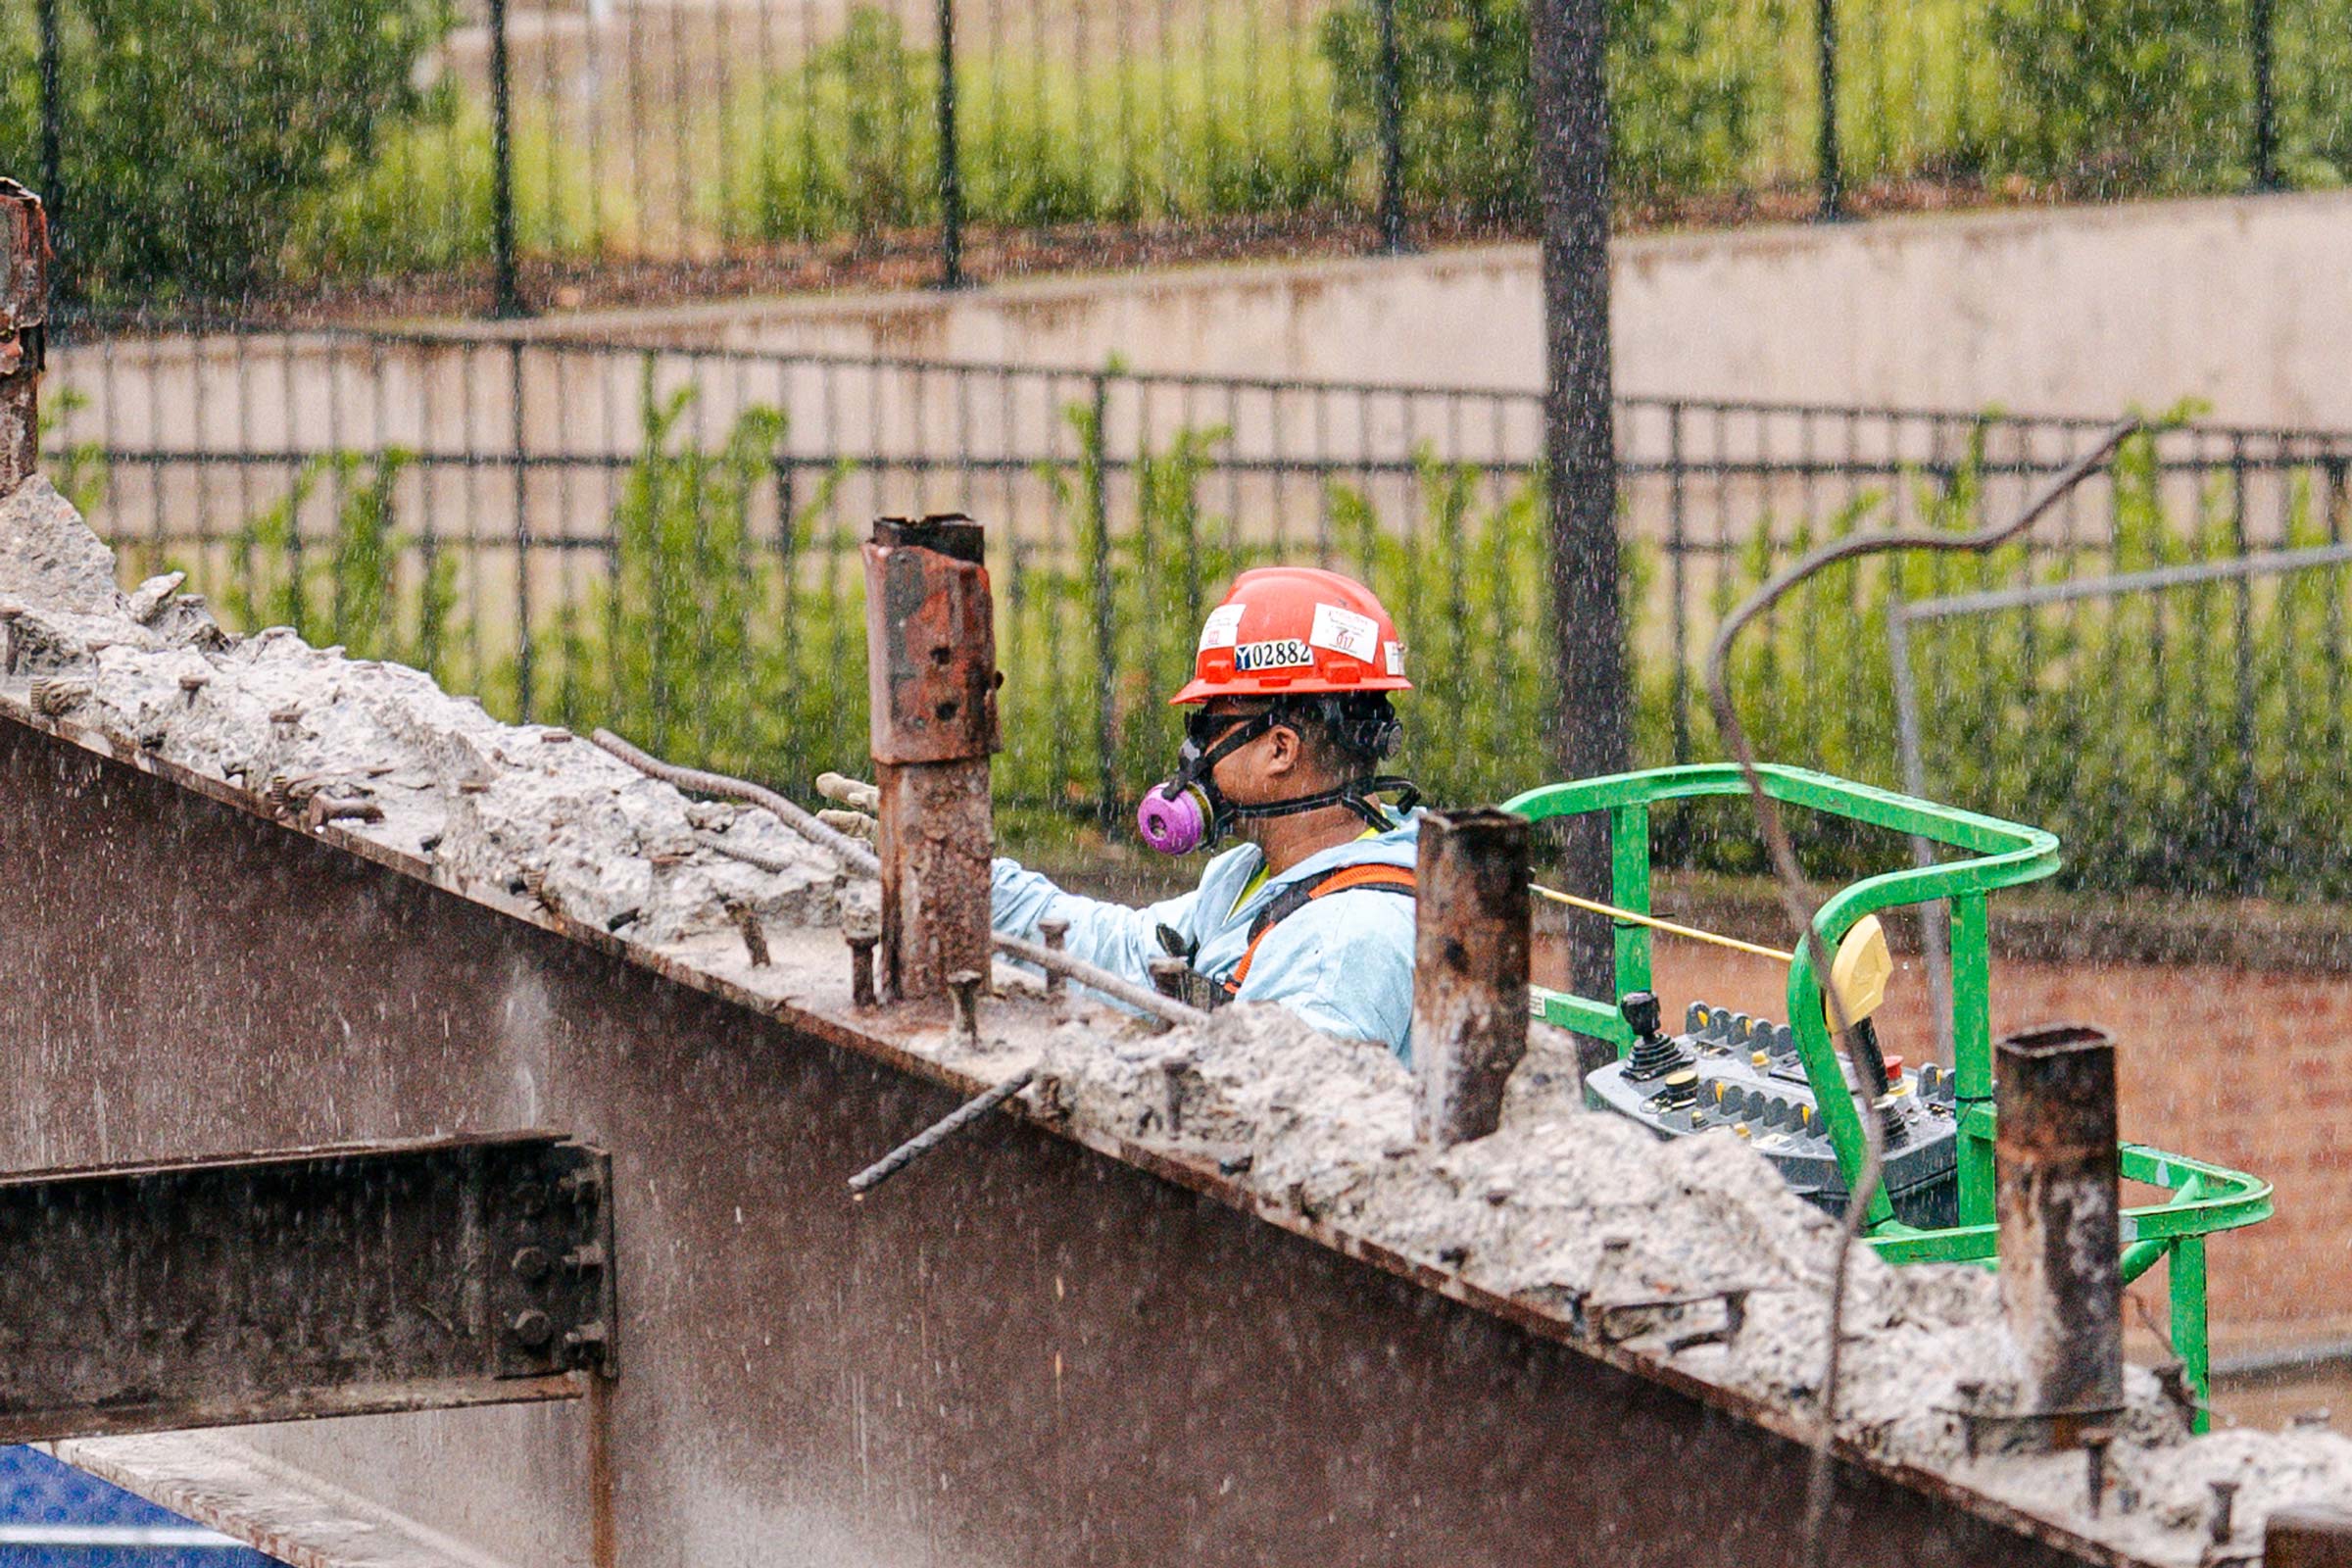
1585, 997, 1962, 1227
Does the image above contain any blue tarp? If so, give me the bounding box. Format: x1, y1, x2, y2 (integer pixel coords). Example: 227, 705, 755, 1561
0, 1447, 277, 1567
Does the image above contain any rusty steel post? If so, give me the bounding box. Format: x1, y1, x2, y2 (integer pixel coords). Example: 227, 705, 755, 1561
2270, 1507, 2352, 1568
1995, 1023, 2124, 1431
1412, 808, 1532, 1147
0, 180, 49, 500
863, 514, 1000, 1003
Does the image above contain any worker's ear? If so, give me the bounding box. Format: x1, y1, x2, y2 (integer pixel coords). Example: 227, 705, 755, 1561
1260, 721, 1304, 777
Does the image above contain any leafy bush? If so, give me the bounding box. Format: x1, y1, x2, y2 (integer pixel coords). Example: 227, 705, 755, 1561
1316, 0, 1777, 221
719, 5, 1346, 242
284, 108, 617, 278
214, 450, 456, 674
0, 0, 453, 304
1981, 0, 2253, 194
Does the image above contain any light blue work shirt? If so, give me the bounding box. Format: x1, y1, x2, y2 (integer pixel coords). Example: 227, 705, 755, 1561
991, 811, 1422, 1065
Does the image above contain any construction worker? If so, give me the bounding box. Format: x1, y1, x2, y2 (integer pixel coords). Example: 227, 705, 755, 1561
992, 567, 1425, 1061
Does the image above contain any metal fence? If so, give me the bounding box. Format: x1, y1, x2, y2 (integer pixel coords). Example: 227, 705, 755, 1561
46, 324, 2352, 892
15, 0, 2347, 313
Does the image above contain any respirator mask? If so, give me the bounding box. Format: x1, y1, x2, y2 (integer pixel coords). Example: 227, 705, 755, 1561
1134, 701, 1419, 856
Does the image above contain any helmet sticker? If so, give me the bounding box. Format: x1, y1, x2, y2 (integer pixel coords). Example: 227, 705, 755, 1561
1234, 638, 1315, 672
1199, 602, 1246, 651
1308, 602, 1379, 662
1384, 640, 1405, 676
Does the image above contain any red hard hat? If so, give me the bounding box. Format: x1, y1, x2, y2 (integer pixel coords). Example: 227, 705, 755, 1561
1170, 567, 1413, 705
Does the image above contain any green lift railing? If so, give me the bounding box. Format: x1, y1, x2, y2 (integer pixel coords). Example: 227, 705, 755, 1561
1501, 763, 2273, 1427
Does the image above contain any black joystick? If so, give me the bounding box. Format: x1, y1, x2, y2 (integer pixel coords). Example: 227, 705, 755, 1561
1621, 991, 1689, 1081
1846, 1015, 1908, 1146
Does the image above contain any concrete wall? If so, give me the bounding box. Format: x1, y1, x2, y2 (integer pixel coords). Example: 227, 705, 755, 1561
562, 190, 2352, 429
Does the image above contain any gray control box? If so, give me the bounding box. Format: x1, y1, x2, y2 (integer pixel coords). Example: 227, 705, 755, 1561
1585, 1002, 1963, 1226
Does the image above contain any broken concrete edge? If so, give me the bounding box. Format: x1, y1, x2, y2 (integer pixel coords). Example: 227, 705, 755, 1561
0, 700, 2162, 1568
46, 1430, 521, 1568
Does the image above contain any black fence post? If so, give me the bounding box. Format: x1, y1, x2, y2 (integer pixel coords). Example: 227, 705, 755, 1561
936, 0, 966, 289
1375, 0, 1408, 254
1532, 0, 1630, 1039
1814, 0, 1843, 220
486, 0, 524, 318
35, 0, 62, 298
2250, 0, 2281, 192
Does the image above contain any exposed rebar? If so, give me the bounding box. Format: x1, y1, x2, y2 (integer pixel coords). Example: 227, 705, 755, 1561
593, 727, 880, 876
848, 1068, 1037, 1198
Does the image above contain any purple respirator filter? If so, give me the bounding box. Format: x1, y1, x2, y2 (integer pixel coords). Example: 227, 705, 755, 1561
1135, 783, 1212, 855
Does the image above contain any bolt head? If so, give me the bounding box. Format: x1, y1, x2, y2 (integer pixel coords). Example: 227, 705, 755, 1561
510, 1309, 555, 1350
510, 1246, 554, 1284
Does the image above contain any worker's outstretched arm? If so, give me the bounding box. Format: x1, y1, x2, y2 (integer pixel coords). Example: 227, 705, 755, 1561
991, 858, 1204, 994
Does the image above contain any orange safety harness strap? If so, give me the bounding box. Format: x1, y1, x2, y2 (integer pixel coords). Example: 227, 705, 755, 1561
1222, 862, 1417, 997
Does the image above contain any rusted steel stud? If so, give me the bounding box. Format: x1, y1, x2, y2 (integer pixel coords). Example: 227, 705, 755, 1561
847, 931, 879, 1008
1995, 1022, 2124, 1434
0, 180, 48, 500
2208, 1480, 2239, 1546
1412, 808, 1532, 1148
1038, 917, 1070, 999
862, 514, 1001, 1003
2268, 1507, 2352, 1568
729, 902, 771, 968
948, 968, 984, 1050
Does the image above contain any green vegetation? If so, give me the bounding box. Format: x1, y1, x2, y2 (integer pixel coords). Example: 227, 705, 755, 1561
713, 8, 1345, 243
214, 451, 457, 675
0, 0, 453, 304
1687, 417, 2352, 900
16, 0, 2352, 300
284, 108, 620, 279
122, 394, 2352, 902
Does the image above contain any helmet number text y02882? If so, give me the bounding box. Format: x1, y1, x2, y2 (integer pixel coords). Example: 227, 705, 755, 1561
1233, 638, 1315, 672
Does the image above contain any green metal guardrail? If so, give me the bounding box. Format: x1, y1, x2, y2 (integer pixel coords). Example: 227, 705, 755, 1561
1501, 763, 2273, 1426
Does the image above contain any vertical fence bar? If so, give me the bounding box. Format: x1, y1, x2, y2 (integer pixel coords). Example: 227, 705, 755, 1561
509, 342, 534, 719
1088, 372, 1115, 822
936, 0, 966, 290
34, 0, 62, 295
1375, 0, 1407, 254
487, 0, 523, 318
2250, 0, 2280, 192
1814, 0, 1842, 220
2230, 435, 2256, 873
1667, 401, 1689, 763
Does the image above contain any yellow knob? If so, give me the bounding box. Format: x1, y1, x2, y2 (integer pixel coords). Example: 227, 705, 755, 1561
1735, 1123, 1751, 1139
1751, 1050, 1769, 1067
